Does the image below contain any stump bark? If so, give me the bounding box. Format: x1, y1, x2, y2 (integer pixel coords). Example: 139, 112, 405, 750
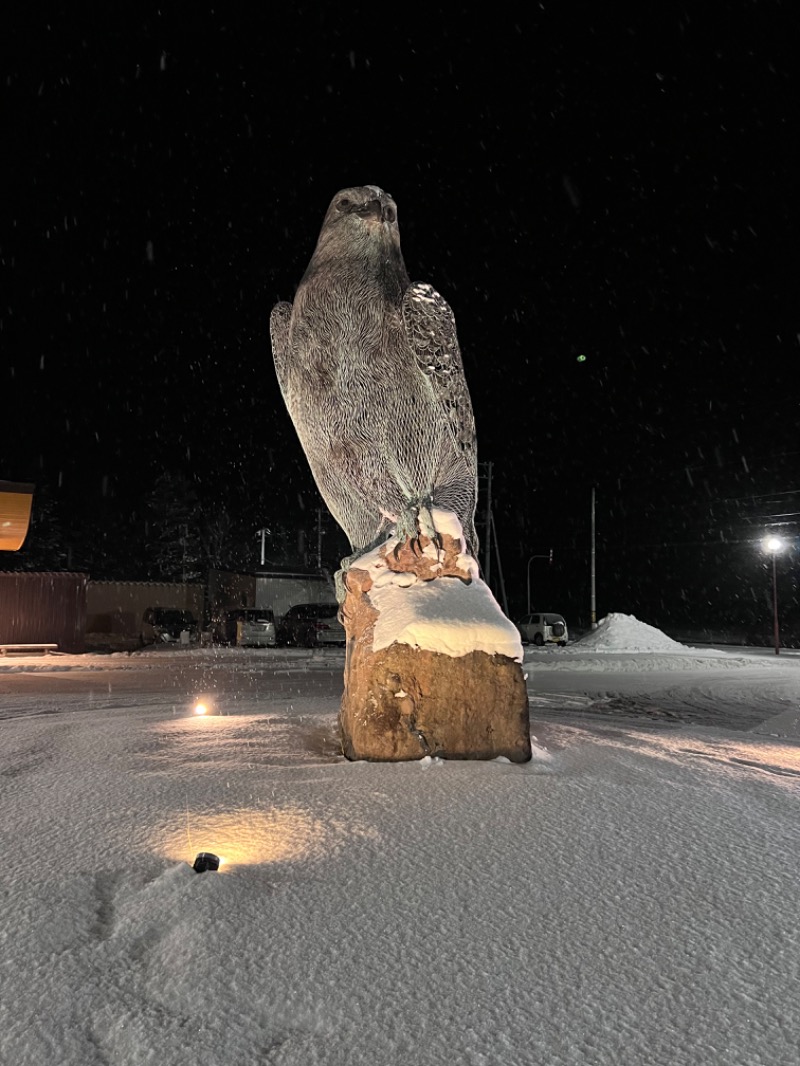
339, 518, 531, 762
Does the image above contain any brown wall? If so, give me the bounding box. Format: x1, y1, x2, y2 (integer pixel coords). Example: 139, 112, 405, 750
0, 572, 89, 653
86, 581, 206, 641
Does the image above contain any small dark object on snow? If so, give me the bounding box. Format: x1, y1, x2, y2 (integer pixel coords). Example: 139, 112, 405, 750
192, 852, 220, 873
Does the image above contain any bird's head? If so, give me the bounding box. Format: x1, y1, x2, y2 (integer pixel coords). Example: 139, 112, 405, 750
327, 185, 397, 225
313, 186, 401, 255
300, 185, 409, 294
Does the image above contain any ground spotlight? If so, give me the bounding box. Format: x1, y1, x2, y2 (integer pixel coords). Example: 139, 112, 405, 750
192, 852, 221, 873
194, 702, 209, 715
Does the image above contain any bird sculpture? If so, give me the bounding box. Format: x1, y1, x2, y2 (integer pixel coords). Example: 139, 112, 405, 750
270, 185, 478, 584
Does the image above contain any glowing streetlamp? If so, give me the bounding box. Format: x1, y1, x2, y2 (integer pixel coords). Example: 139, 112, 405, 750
763, 535, 785, 655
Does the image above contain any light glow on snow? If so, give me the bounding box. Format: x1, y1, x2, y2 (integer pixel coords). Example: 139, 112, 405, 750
158, 807, 327, 867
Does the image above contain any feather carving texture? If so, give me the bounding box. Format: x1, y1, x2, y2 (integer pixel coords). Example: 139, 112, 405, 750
270, 186, 478, 559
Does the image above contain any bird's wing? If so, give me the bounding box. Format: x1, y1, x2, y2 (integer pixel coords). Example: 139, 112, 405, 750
270, 301, 293, 393
401, 282, 477, 456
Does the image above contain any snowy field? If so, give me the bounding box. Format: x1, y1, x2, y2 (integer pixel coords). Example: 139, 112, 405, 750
1, 614, 799, 1065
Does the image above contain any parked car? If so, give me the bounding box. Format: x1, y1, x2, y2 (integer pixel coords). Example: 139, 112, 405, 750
140, 607, 199, 646
276, 602, 345, 647
516, 612, 568, 647
212, 608, 276, 647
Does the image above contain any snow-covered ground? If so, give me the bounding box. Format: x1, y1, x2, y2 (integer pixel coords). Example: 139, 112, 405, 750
2, 614, 799, 1065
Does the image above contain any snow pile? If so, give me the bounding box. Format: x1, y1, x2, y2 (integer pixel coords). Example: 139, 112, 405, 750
359, 507, 523, 661
574, 613, 687, 653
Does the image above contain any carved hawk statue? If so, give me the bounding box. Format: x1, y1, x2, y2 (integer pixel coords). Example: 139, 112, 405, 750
270, 185, 478, 568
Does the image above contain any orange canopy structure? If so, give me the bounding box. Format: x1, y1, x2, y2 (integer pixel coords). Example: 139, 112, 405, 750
0, 481, 35, 551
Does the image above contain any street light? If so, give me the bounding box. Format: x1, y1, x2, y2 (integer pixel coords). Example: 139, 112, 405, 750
526, 550, 553, 615
763, 535, 785, 655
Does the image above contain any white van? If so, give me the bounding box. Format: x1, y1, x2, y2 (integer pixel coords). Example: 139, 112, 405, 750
516, 612, 568, 647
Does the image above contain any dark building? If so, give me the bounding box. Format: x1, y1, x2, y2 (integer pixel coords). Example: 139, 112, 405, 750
0, 571, 89, 653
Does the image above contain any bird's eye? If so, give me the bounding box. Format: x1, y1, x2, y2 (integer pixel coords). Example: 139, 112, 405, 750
384, 205, 397, 223
337, 198, 352, 210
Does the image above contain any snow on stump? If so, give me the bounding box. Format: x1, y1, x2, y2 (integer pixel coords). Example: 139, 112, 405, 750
339, 510, 531, 763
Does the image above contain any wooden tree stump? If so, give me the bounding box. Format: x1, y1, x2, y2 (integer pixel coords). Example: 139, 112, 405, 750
339, 511, 531, 762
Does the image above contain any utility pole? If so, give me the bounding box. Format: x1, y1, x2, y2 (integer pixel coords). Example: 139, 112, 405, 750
772, 550, 780, 655
590, 487, 597, 629
316, 509, 323, 570
490, 510, 509, 616
764, 535, 785, 655
255, 527, 268, 567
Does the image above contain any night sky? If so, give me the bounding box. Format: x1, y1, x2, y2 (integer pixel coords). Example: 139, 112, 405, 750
3, 6, 797, 632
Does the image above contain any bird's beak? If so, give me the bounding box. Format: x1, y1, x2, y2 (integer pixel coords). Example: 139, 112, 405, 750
354, 195, 396, 225
357, 199, 384, 220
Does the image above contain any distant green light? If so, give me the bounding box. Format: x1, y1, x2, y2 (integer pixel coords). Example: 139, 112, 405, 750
577, 354, 587, 362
